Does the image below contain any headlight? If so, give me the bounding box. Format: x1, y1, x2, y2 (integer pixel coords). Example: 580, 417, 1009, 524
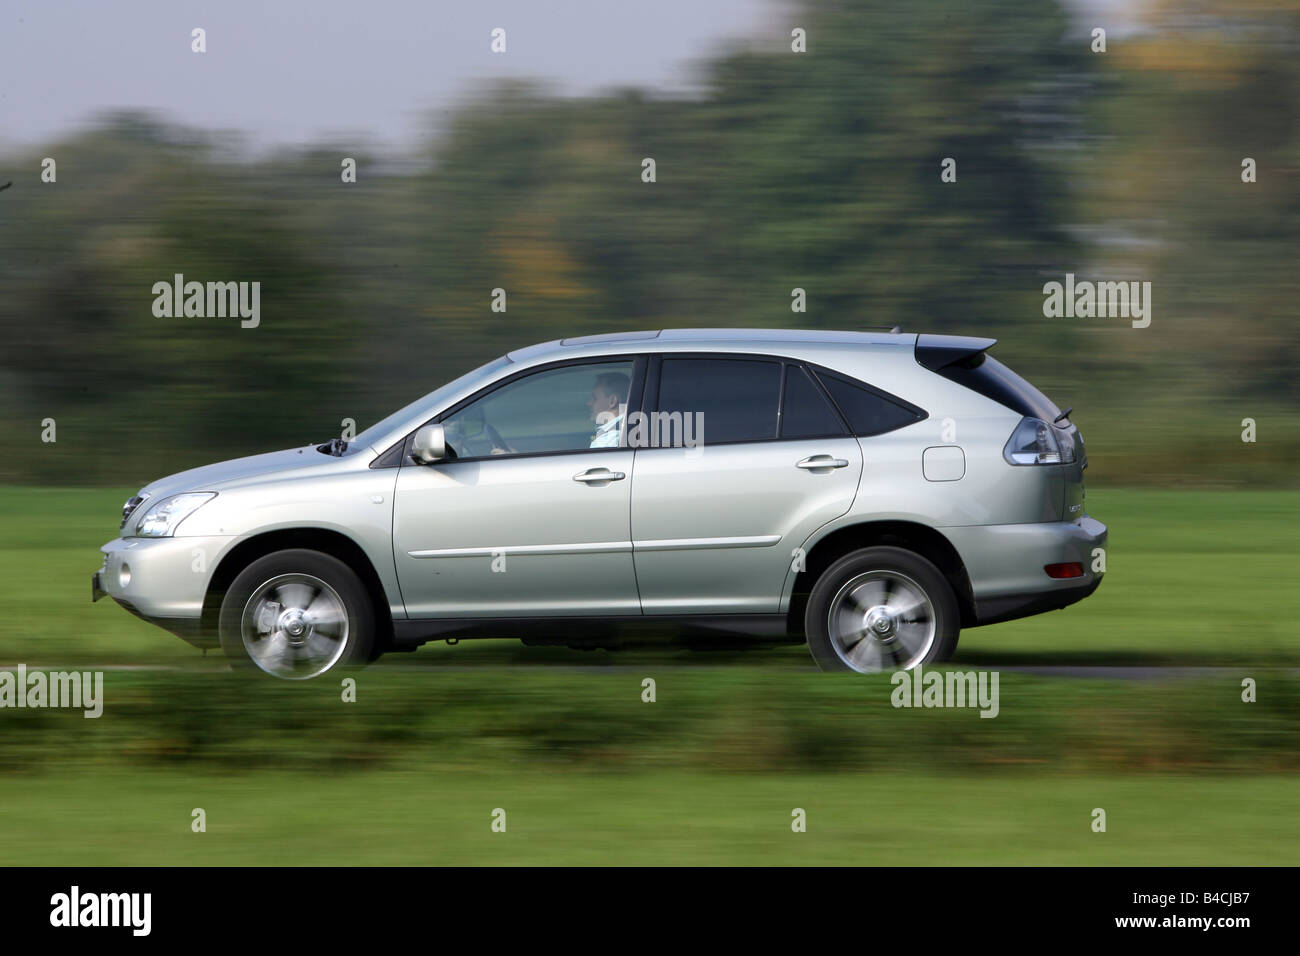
134, 493, 216, 537
1003, 418, 1062, 465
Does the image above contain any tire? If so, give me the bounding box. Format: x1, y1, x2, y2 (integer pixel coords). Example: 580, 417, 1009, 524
219, 548, 377, 680
804, 546, 959, 673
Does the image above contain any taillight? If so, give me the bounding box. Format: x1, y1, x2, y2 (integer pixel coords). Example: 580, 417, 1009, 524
1003, 418, 1062, 465
1058, 427, 1078, 464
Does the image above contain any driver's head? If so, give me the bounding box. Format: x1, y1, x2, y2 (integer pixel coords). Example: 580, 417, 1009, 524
587, 372, 629, 424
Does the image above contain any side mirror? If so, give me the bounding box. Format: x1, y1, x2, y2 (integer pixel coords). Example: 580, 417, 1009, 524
411, 424, 446, 464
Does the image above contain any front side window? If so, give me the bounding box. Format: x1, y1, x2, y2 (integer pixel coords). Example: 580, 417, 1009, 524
441, 360, 636, 459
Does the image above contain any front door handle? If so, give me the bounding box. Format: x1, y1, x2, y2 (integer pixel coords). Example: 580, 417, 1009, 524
573, 468, 626, 483
796, 455, 849, 470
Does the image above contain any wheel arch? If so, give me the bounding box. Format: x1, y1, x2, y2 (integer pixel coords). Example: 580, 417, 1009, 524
787, 520, 976, 633
201, 528, 395, 648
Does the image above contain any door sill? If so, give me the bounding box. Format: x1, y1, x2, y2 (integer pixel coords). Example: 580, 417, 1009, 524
392, 613, 791, 647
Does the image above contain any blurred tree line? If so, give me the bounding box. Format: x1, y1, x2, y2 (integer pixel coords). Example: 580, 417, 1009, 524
0, 0, 1295, 487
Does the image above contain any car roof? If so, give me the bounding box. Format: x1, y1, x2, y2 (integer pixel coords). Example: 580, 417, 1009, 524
508, 328, 917, 362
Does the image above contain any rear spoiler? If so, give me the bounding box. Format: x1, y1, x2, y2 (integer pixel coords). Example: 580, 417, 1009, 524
914, 334, 997, 372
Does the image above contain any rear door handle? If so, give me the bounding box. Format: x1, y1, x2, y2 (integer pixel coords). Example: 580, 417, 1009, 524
573, 468, 626, 483
796, 455, 849, 470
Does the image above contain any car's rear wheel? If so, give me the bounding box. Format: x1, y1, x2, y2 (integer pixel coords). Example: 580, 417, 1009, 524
219, 549, 376, 680
804, 546, 959, 673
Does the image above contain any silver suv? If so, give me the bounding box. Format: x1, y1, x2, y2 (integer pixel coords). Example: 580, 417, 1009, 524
93, 329, 1106, 679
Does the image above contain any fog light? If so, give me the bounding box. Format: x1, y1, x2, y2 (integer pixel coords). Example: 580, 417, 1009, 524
1044, 562, 1083, 579
119, 563, 132, 589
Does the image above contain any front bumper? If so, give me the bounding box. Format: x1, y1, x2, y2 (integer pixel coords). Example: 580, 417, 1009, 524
93, 535, 233, 646
939, 516, 1108, 627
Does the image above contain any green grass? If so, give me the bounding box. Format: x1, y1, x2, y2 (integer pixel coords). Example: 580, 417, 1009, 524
3, 669, 1295, 777
1, 768, 1295, 865
1, 486, 1296, 864
2, 665, 1294, 864
0, 486, 195, 665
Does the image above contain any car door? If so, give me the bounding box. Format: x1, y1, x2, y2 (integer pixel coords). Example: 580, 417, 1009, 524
629, 355, 863, 615
393, 357, 645, 618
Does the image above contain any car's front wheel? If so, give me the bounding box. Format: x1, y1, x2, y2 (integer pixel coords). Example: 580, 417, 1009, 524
219, 549, 376, 680
804, 546, 959, 673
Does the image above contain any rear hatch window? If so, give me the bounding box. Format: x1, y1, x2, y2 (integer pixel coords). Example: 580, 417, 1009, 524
932, 352, 1060, 422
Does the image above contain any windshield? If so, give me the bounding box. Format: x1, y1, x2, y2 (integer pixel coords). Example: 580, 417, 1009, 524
346, 354, 513, 453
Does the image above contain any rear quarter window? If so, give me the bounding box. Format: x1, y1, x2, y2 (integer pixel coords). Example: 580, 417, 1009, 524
812, 369, 927, 436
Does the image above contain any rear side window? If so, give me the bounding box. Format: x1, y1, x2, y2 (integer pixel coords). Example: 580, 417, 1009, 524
657, 358, 781, 443
814, 370, 926, 436
780, 365, 846, 439
934, 353, 1060, 422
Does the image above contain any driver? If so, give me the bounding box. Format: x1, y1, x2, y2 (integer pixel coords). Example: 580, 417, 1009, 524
587, 372, 629, 448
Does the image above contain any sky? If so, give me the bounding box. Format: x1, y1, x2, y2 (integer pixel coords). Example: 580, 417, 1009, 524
0, 0, 783, 155
0, 0, 1127, 155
